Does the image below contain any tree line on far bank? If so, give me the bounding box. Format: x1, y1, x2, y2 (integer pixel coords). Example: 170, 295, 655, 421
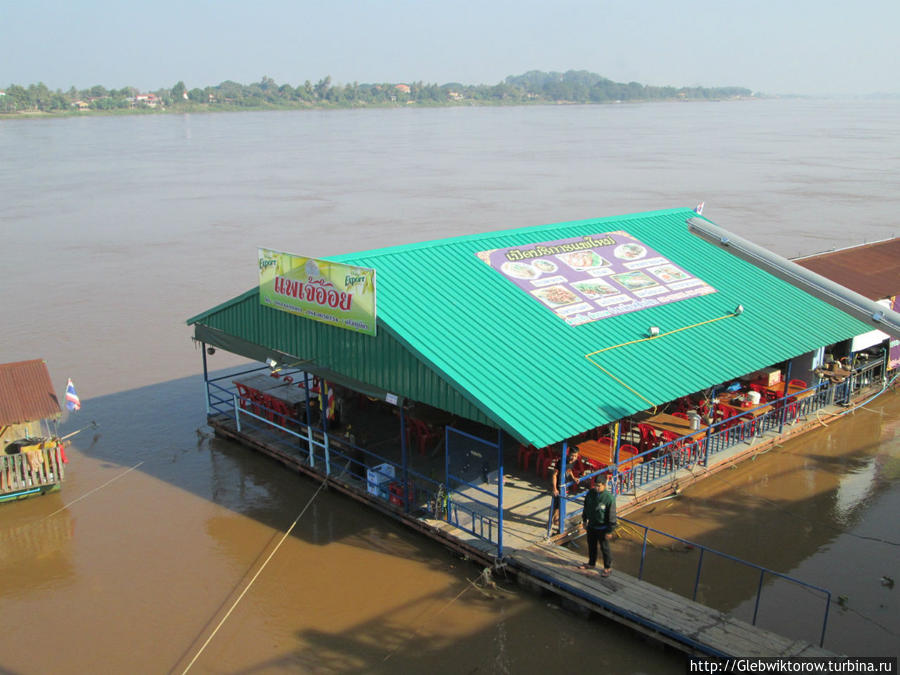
1, 70, 754, 114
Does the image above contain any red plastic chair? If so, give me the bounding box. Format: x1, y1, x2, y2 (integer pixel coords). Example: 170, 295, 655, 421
671, 412, 689, 420
235, 383, 253, 410
538, 453, 556, 479
517, 444, 538, 470
408, 419, 440, 456
714, 403, 732, 423
788, 379, 808, 390
637, 424, 660, 452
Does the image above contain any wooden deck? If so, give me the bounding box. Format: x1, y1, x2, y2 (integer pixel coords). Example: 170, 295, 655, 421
508, 541, 833, 658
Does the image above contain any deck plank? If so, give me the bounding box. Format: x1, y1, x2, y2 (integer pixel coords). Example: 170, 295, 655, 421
509, 541, 834, 658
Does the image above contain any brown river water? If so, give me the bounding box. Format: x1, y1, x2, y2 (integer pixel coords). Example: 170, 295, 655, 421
0, 100, 897, 672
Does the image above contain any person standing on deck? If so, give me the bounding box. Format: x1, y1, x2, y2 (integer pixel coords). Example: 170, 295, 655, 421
579, 473, 617, 577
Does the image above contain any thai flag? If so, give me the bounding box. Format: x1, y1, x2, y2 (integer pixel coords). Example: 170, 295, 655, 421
65, 378, 81, 412
693, 201, 705, 215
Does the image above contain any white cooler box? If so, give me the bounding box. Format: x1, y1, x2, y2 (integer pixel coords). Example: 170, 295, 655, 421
366, 462, 396, 498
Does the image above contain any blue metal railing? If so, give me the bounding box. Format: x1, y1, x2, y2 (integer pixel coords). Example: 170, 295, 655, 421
205, 373, 501, 550
621, 517, 832, 648
609, 362, 885, 497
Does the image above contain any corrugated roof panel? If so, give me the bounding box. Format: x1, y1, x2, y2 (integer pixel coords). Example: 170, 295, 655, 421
190, 209, 872, 448
330, 209, 870, 446
191, 291, 496, 427
794, 237, 900, 300
0, 359, 61, 426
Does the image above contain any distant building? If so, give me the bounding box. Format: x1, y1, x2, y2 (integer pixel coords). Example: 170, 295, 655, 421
394, 84, 411, 94
134, 93, 160, 107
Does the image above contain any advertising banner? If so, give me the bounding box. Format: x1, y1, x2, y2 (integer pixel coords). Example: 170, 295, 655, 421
258, 248, 376, 336
477, 232, 716, 326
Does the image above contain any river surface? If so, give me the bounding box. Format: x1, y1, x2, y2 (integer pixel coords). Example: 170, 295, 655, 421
0, 99, 898, 672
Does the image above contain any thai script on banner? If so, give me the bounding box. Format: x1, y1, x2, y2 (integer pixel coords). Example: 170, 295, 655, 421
477, 231, 716, 326
258, 248, 376, 336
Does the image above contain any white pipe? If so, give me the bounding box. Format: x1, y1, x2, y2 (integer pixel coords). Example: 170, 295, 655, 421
687, 217, 900, 340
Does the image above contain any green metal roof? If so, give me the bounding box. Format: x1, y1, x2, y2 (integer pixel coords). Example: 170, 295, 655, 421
188, 208, 871, 448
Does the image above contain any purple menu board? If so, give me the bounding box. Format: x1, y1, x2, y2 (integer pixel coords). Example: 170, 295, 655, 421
477, 231, 717, 326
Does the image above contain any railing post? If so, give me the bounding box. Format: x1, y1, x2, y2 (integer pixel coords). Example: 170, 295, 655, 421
693, 549, 705, 601
233, 394, 241, 433
638, 527, 649, 580
820, 591, 832, 647
752, 569, 766, 625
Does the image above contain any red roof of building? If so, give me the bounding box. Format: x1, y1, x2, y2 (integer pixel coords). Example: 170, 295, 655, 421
794, 238, 900, 301
0, 359, 61, 426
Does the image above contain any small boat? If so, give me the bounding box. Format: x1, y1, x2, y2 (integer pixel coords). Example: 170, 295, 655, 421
1, 359, 67, 503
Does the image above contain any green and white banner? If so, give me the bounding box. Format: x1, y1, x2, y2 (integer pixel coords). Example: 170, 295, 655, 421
258, 248, 376, 336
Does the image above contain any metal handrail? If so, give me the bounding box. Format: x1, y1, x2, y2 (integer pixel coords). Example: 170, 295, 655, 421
621, 517, 831, 647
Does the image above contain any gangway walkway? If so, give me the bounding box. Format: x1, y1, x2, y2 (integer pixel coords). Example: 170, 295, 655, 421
507, 540, 835, 658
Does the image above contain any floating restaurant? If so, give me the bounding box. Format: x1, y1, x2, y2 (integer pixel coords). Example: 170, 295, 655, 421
187, 208, 897, 656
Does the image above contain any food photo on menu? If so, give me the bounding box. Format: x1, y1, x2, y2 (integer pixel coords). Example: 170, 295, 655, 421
570, 278, 621, 299
613, 242, 647, 260
555, 250, 610, 271
530, 285, 580, 308
647, 264, 691, 283
609, 270, 660, 291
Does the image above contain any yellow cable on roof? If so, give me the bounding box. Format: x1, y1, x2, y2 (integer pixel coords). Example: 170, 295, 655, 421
584, 311, 740, 412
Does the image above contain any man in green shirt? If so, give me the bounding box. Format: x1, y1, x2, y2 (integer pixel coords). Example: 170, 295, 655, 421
579, 473, 617, 577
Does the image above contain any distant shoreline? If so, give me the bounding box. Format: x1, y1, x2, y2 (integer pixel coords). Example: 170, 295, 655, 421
0, 95, 762, 121
0, 69, 757, 119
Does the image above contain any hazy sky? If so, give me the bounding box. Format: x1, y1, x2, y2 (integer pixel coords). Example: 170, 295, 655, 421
4, 0, 898, 95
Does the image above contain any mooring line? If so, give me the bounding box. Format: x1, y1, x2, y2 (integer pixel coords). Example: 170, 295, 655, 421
39, 461, 145, 522
179, 468, 336, 675
381, 580, 474, 663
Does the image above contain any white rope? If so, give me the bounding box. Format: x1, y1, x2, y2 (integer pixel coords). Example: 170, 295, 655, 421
39, 461, 144, 522
180, 469, 335, 674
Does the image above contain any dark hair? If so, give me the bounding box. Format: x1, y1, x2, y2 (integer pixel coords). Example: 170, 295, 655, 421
596, 473, 609, 486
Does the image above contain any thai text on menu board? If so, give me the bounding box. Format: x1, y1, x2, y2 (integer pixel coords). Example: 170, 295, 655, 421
477, 232, 716, 326
258, 248, 377, 336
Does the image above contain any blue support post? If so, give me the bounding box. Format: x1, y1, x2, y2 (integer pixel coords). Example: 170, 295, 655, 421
201, 343, 210, 415
233, 394, 241, 433
304, 372, 314, 467
703, 425, 711, 466
497, 428, 504, 558
400, 406, 409, 514
558, 442, 568, 530
318, 381, 330, 474
778, 361, 792, 435
444, 426, 450, 520
612, 422, 621, 494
